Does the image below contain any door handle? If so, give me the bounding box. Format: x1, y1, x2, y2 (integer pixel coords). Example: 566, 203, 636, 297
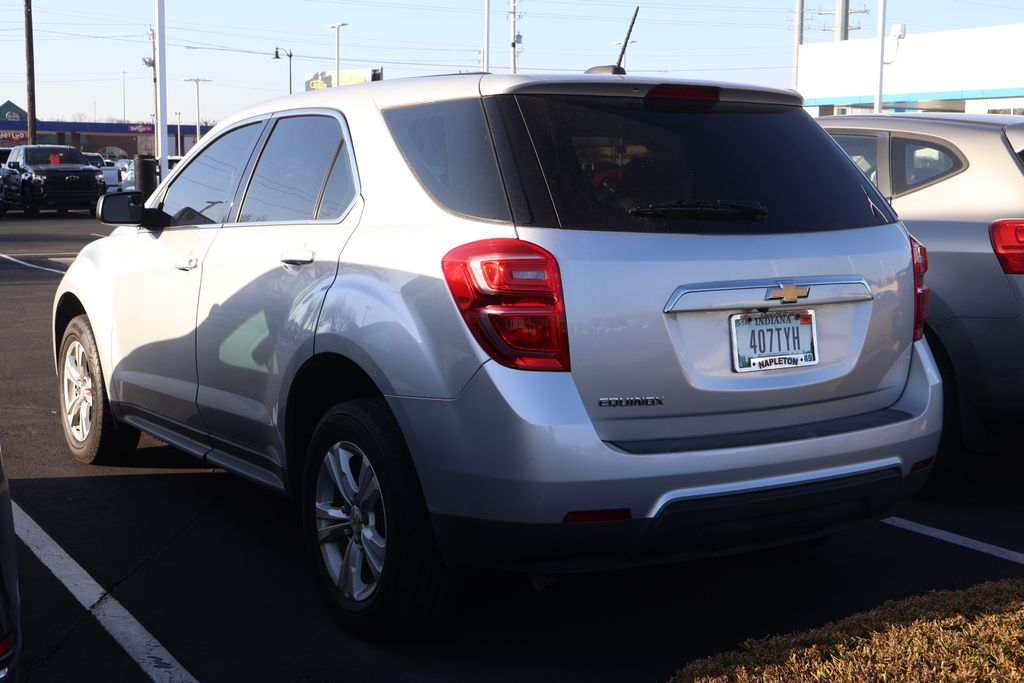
280, 249, 315, 266
175, 256, 198, 272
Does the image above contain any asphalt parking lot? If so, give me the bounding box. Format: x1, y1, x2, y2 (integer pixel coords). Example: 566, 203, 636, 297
2, 212, 1023, 682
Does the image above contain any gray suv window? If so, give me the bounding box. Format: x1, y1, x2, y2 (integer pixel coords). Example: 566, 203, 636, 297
891, 136, 963, 195
383, 99, 511, 222
831, 134, 880, 186
161, 123, 262, 227
239, 115, 343, 223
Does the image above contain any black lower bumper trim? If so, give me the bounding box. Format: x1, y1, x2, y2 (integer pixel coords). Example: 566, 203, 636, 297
609, 408, 913, 455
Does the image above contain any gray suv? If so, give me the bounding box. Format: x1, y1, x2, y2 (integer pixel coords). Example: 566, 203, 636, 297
54, 75, 941, 635
822, 113, 1024, 483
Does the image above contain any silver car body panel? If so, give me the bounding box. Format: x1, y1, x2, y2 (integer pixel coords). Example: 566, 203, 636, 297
821, 113, 1024, 422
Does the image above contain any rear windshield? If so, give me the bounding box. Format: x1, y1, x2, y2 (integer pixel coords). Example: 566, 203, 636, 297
26, 147, 89, 166
513, 94, 895, 232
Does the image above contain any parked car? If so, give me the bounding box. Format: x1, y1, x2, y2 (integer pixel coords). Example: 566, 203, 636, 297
2, 145, 105, 216
83, 152, 123, 193
0, 446, 21, 680
0, 149, 10, 167
54, 74, 941, 635
821, 113, 1024, 483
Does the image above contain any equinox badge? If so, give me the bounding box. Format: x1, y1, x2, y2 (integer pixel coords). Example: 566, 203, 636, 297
599, 397, 665, 407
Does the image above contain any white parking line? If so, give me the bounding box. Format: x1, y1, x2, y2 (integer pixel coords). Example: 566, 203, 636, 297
5, 252, 77, 257
12, 502, 198, 683
0, 253, 66, 275
882, 516, 1024, 566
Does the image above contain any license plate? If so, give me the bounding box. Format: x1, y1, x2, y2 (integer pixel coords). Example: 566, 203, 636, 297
730, 310, 818, 373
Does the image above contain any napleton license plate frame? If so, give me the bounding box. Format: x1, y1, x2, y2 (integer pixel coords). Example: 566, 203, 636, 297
729, 309, 819, 373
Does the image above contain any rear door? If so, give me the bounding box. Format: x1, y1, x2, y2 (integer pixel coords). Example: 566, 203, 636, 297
497, 89, 916, 444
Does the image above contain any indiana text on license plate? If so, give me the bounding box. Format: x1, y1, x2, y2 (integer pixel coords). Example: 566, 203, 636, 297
730, 310, 818, 373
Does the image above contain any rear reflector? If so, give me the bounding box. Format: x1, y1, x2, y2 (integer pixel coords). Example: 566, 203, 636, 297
562, 508, 632, 523
645, 84, 720, 102
990, 219, 1024, 274
443, 239, 570, 371
909, 233, 929, 342
0, 632, 13, 657
911, 456, 934, 472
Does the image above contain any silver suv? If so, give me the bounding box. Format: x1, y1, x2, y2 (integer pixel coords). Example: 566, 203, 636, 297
53, 75, 942, 635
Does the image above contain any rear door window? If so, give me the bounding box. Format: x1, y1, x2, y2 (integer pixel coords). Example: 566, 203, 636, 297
238, 115, 343, 223
891, 136, 964, 196
383, 99, 511, 222
831, 134, 881, 186
511, 94, 893, 233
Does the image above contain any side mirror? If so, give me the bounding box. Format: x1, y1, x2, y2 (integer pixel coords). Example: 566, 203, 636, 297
97, 191, 165, 229
7, 161, 19, 171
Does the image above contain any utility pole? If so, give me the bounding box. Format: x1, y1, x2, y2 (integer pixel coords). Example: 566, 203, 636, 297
792, 0, 804, 89
509, 0, 519, 74
874, 0, 887, 113
483, 0, 490, 71
145, 27, 158, 156
834, 0, 849, 41
24, 0, 37, 144
122, 70, 127, 122
174, 111, 181, 155
155, 0, 169, 180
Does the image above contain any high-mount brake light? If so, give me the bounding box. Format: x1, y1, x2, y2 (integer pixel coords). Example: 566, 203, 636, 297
909, 234, 929, 342
442, 239, 570, 371
645, 84, 720, 102
989, 219, 1024, 274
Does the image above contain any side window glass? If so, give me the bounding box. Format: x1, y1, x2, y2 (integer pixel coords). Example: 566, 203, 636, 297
383, 99, 511, 222
161, 123, 261, 227
317, 141, 358, 220
238, 116, 342, 223
831, 134, 880, 187
891, 137, 963, 195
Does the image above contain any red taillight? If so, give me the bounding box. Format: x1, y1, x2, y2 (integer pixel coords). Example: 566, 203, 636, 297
990, 219, 1024, 274
117, 169, 123, 183
0, 632, 13, 657
910, 233, 929, 342
442, 239, 570, 371
911, 456, 934, 472
645, 84, 720, 102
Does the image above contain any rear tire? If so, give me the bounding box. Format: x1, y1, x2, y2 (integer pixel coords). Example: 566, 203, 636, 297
301, 399, 449, 638
58, 315, 140, 465
21, 189, 38, 217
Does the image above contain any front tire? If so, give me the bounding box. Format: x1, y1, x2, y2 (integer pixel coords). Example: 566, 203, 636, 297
58, 315, 140, 464
301, 399, 448, 637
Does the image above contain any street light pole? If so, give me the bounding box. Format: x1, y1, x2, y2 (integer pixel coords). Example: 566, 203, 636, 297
327, 22, 348, 86
122, 70, 127, 122
184, 78, 211, 149
174, 111, 181, 155
483, 0, 490, 71
874, 0, 887, 113
274, 47, 294, 94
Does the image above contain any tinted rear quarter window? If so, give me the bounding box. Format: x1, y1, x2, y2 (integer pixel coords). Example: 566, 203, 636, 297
513, 94, 893, 232
831, 134, 881, 187
384, 99, 511, 222
891, 136, 963, 196
239, 115, 342, 223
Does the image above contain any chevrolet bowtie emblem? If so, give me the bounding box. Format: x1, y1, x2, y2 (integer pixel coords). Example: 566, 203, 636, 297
766, 282, 810, 304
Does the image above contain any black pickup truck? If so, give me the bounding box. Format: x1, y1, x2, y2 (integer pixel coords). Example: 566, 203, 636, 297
1, 145, 106, 216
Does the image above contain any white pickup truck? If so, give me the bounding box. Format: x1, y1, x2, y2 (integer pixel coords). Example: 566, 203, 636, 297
82, 152, 122, 193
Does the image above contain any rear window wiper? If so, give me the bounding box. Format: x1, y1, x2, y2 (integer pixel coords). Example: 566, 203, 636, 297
629, 199, 768, 222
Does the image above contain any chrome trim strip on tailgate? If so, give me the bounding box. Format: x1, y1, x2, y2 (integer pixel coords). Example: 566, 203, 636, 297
664, 275, 873, 313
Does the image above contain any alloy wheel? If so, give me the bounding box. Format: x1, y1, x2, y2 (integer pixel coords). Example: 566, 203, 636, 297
314, 440, 387, 602
62, 340, 95, 443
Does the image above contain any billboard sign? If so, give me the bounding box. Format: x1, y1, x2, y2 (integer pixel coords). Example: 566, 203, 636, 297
304, 68, 383, 91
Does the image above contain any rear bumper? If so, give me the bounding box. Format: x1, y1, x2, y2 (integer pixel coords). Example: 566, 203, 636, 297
433, 467, 927, 571
389, 339, 942, 570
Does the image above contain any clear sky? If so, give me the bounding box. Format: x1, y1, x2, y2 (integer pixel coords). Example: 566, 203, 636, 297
1, 0, 1023, 124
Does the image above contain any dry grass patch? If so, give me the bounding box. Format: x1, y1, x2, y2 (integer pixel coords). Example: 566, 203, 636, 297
672, 578, 1024, 683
